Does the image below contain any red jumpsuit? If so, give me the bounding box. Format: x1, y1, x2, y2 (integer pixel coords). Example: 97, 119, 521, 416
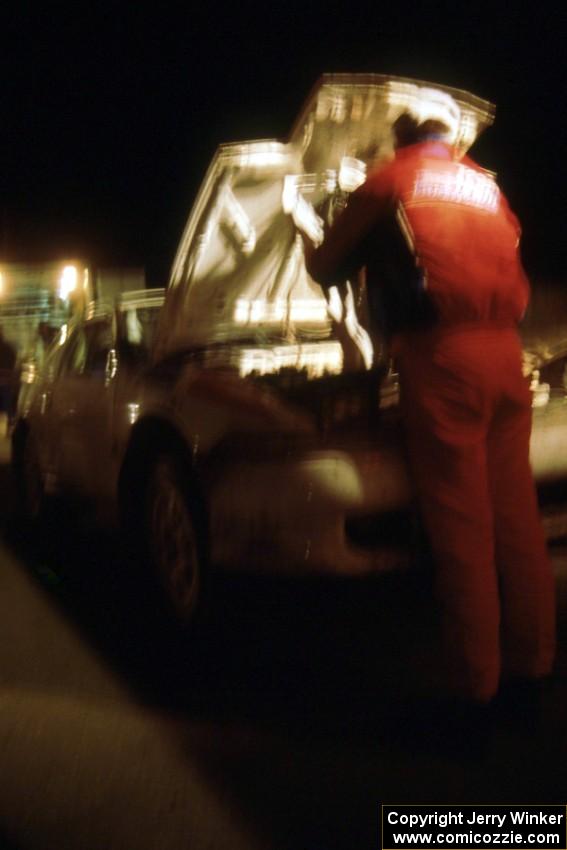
307, 140, 556, 702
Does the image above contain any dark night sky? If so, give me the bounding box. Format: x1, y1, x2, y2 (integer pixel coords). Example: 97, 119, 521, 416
2, 3, 566, 285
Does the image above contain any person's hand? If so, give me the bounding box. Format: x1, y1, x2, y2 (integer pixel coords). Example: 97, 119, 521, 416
282, 177, 324, 246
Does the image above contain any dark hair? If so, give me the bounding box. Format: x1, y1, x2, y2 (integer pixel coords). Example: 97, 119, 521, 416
418, 119, 451, 138
392, 113, 451, 148
392, 112, 420, 147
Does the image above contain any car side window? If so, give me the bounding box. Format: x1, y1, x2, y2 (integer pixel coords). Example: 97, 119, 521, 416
118, 306, 159, 363
57, 319, 114, 379
43, 331, 71, 381
58, 327, 87, 377
83, 319, 114, 377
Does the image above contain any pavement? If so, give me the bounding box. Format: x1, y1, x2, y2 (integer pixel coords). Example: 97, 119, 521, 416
0, 687, 267, 850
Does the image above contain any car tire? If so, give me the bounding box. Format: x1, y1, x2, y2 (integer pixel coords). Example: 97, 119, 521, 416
144, 452, 208, 627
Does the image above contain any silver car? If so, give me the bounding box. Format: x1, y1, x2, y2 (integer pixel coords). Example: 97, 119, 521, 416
13, 75, 567, 623
13, 288, 165, 519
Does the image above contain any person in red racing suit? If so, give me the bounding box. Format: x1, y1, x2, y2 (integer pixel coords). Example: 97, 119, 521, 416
305, 99, 556, 706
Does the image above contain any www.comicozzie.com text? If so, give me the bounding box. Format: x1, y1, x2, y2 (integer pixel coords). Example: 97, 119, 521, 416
388, 830, 560, 845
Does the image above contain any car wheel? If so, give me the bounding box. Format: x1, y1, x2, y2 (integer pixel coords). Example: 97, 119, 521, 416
145, 453, 207, 625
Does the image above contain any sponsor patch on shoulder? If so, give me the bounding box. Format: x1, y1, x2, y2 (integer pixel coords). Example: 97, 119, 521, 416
412, 164, 499, 212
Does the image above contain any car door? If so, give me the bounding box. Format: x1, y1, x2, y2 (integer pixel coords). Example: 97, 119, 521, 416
24, 328, 73, 488
51, 315, 117, 502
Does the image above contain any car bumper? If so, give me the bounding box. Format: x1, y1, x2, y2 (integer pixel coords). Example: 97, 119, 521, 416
209, 448, 414, 575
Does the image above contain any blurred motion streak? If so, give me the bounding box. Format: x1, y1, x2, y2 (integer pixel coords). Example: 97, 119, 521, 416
14, 76, 567, 626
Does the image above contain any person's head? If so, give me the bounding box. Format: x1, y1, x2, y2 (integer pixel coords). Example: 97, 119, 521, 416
392, 87, 461, 149
392, 112, 421, 148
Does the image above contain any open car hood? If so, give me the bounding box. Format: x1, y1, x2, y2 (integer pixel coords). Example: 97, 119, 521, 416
155, 74, 495, 368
